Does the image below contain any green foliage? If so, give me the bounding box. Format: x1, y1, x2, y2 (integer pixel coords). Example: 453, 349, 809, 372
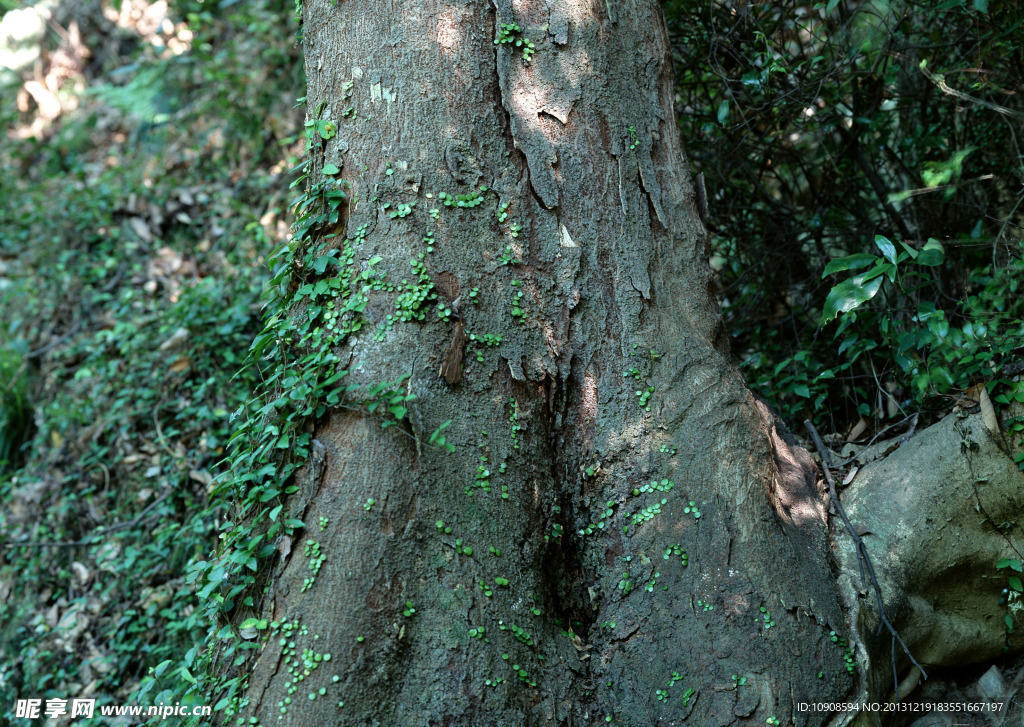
498, 245, 520, 265
439, 189, 484, 208
827, 629, 856, 674
664, 0, 1024, 430
494, 22, 536, 62
821, 236, 945, 325
0, 340, 31, 473
997, 558, 1023, 649
0, 162, 269, 722
820, 237, 1024, 409
0, 0, 306, 721
429, 419, 455, 453
183, 186, 399, 644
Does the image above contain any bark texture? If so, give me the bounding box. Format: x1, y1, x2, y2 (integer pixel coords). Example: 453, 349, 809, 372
235, 1, 855, 724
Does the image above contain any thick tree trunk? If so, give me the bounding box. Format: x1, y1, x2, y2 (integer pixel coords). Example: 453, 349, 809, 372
232, 2, 857, 724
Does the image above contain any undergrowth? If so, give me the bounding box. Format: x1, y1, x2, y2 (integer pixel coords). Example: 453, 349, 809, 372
0, 0, 301, 721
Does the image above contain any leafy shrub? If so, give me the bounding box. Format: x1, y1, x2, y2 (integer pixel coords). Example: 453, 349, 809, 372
664, 0, 1024, 431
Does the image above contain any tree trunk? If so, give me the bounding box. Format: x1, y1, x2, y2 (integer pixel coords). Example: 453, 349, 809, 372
228, 2, 864, 724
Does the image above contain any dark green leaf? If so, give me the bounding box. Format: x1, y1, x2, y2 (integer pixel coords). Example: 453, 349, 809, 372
916, 238, 945, 266
821, 273, 884, 325
861, 262, 892, 283
837, 335, 858, 356
823, 253, 878, 276
874, 235, 897, 264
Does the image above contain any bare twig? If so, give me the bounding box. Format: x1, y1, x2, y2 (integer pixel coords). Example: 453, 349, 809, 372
897, 413, 918, 445
153, 396, 179, 458
83, 462, 111, 492
805, 419, 927, 694
919, 62, 1024, 120
26, 320, 85, 360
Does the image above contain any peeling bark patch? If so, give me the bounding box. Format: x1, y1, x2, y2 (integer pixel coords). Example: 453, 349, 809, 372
440, 321, 467, 386
540, 101, 572, 125
543, 324, 564, 364
637, 157, 668, 230
507, 356, 526, 381
369, 81, 397, 104
490, 2, 562, 209
547, 0, 569, 44
522, 139, 560, 209
435, 271, 460, 301
630, 271, 651, 301
365, 573, 397, 613
616, 155, 628, 216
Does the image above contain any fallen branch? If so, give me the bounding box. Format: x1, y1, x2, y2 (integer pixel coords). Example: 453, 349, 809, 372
805, 419, 927, 695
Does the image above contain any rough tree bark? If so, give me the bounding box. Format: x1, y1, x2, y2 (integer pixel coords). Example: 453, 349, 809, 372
222, 1, 1022, 726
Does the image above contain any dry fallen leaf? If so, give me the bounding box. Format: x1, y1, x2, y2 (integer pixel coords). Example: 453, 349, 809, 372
978, 386, 1000, 440
278, 536, 292, 563
168, 355, 191, 373
439, 320, 466, 385
570, 633, 591, 652
45, 602, 60, 628
188, 469, 213, 487
71, 561, 91, 585
129, 216, 152, 242
159, 327, 190, 351
846, 417, 869, 442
